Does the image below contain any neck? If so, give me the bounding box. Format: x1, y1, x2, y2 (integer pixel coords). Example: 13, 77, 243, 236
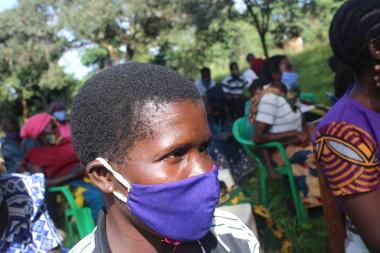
106, 204, 173, 253
350, 70, 380, 113
270, 80, 285, 92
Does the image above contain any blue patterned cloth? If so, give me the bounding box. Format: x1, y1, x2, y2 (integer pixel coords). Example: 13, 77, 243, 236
0, 173, 62, 252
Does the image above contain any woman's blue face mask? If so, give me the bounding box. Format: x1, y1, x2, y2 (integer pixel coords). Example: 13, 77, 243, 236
53, 111, 67, 122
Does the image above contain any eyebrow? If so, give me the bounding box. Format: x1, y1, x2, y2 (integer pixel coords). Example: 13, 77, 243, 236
154, 135, 212, 161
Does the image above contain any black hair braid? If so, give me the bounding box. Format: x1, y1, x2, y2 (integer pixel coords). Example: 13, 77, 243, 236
330, 0, 380, 72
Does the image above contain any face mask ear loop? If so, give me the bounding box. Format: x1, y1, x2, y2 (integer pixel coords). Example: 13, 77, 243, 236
96, 157, 131, 203
96, 157, 131, 190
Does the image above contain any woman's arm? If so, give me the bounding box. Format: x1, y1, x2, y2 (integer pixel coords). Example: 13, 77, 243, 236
342, 191, 380, 252
253, 121, 308, 145
314, 121, 380, 252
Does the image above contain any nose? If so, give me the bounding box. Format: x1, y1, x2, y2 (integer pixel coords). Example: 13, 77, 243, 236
189, 154, 214, 177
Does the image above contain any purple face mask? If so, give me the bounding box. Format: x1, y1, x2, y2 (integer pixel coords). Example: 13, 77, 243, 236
96, 158, 220, 242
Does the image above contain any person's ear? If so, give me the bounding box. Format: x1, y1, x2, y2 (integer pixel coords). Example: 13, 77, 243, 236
86, 160, 114, 194
369, 39, 380, 60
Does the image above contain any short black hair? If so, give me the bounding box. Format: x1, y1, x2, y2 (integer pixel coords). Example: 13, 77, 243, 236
200, 67, 211, 75
249, 78, 266, 94
246, 53, 254, 62
229, 62, 238, 69
71, 62, 201, 165
329, 0, 380, 73
48, 100, 65, 114
261, 55, 285, 83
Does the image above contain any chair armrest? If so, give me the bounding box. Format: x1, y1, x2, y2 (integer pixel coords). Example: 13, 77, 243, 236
49, 186, 78, 210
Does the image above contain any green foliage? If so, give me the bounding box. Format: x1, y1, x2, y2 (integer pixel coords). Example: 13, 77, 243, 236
81, 47, 109, 67
292, 44, 334, 104
0, 0, 341, 116
0, 0, 73, 117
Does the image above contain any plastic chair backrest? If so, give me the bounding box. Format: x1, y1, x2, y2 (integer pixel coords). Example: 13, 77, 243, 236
244, 99, 251, 116
233, 117, 255, 144
49, 186, 95, 239
300, 92, 316, 103
75, 207, 95, 237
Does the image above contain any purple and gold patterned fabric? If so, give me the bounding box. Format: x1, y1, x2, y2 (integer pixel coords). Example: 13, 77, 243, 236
314, 122, 380, 196
313, 94, 380, 197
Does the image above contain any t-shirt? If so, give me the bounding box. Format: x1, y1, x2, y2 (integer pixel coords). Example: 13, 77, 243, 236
195, 79, 216, 97
24, 141, 80, 178
69, 208, 260, 253
221, 76, 250, 96
313, 95, 380, 197
256, 93, 302, 133
242, 69, 258, 87
251, 58, 264, 76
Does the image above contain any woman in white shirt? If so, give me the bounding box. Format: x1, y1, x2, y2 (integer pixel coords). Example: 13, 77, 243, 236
249, 55, 321, 208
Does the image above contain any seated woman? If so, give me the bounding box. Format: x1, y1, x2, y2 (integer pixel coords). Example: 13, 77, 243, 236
313, 1, 380, 252
47, 101, 71, 141
69, 62, 259, 253
207, 92, 255, 183
250, 56, 321, 208
20, 113, 103, 220
0, 172, 63, 252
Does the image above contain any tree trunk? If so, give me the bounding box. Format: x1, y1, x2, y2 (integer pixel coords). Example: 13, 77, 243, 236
126, 44, 134, 61
101, 43, 120, 64
258, 31, 269, 58
16, 88, 29, 120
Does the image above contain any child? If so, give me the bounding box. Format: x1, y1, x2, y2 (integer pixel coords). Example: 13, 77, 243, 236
69, 62, 259, 253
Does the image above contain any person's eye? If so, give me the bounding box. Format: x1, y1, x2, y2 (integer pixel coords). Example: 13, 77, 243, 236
165, 147, 186, 160
199, 142, 210, 153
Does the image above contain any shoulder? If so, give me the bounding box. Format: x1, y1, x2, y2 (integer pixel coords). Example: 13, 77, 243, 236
314, 121, 380, 196
222, 76, 232, 84
69, 228, 97, 253
259, 93, 283, 107
210, 209, 260, 253
195, 79, 202, 86
314, 95, 358, 135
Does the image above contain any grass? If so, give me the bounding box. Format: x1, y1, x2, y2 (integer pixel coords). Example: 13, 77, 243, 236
240, 171, 328, 253
291, 44, 334, 104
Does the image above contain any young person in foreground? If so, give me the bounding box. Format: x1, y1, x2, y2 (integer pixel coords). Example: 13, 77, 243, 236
69, 62, 259, 253
313, 0, 380, 252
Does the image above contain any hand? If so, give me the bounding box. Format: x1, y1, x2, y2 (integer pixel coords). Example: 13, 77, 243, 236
295, 131, 309, 146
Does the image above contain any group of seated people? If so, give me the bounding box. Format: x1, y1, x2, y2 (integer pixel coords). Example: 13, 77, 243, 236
197, 53, 325, 208
0, 101, 103, 252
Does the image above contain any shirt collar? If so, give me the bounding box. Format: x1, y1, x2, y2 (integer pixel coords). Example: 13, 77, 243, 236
94, 209, 112, 253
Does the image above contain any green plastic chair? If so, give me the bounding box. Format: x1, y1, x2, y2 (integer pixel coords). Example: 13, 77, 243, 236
299, 92, 316, 103
232, 117, 308, 222
49, 186, 95, 247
